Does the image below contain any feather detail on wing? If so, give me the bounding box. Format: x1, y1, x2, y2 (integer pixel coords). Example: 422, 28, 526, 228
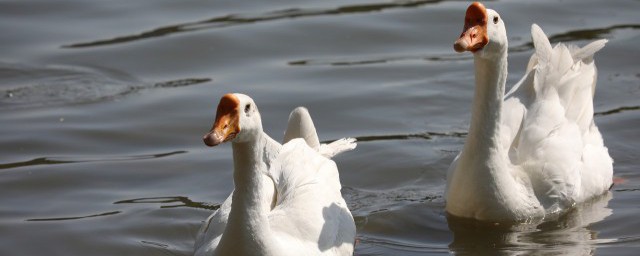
501, 24, 612, 211
267, 139, 355, 254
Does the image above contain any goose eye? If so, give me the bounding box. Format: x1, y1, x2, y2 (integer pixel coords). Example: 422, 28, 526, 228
244, 104, 251, 113
493, 16, 499, 24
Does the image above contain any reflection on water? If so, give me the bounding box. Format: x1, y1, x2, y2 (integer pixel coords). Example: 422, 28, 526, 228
352, 192, 614, 255
448, 193, 613, 255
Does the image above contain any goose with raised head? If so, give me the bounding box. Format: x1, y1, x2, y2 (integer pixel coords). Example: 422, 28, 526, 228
196, 93, 356, 256
445, 2, 613, 222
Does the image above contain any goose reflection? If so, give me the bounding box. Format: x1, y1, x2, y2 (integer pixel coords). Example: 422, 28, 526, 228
447, 192, 613, 255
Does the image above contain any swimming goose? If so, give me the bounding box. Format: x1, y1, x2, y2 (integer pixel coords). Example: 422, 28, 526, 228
445, 2, 613, 222
196, 93, 356, 256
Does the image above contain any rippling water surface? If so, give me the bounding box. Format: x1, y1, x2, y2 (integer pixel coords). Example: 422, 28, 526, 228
1, 0, 639, 255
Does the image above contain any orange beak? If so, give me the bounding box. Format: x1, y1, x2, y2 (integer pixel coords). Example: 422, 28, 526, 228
454, 2, 489, 53
203, 93, 241, 147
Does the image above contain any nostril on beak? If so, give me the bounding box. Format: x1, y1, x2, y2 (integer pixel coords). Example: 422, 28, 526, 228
203, 135, 212, 147
203, 133, 219, 147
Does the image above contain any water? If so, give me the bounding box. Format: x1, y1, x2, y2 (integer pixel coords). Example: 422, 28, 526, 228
1, 0, 638, 255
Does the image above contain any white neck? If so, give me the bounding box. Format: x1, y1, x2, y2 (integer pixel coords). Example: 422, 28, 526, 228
216, 132, 280, 255
462, 52, 508, 162
447, 47, 546, 220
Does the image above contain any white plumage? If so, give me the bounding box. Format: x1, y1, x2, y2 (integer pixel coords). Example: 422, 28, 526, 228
197, 93, 356, 256
283, 107, 357, 159
446, 2, 613, 222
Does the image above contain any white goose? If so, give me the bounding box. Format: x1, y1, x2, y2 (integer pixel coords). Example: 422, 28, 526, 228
445, 2, 613, 222
196, 93, 356, 256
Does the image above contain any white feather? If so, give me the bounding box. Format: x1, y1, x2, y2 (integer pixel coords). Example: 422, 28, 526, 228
284, 106, 357, 158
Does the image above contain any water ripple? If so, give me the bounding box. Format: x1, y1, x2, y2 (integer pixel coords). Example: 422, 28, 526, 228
597, 235, 640, 246
549, 24, 640, 43
26, 210, 121, 222
315, 104, 635, 147
322, 131, 466, 144
0, 62, 211, 109
63, 0, 450, 48
343, 186, 443, 215
114, 196, 220, 211
291, 24, 640, 67
0, 151, 187, 170
358, 235, 449, 253
289, 53, 471, 67
152, 78, 211, 88
595, 105, 640, 116
510, 24, 640, 53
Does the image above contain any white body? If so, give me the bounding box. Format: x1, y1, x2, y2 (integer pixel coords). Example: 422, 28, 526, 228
196, 95, 356, 256
445, 9, 613, 222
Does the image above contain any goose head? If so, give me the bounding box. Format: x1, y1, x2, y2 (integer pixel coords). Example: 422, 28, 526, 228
203, 93, 262, 147
453, 2, 507, 59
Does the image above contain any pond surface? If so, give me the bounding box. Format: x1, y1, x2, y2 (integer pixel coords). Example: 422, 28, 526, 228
1, 0, 639, 255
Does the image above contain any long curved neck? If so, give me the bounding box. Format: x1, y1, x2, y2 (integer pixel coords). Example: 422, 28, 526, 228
217, 132, 280, 255
463, 52, 508, 159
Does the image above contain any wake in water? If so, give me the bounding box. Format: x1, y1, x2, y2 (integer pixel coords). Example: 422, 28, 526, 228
0, 62, 210, 109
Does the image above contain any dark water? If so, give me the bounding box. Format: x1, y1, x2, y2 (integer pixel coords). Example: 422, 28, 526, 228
1, 0, 639, 255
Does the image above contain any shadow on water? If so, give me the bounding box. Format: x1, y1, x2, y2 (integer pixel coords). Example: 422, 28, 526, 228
0, 151, 187, 170
63, 0, 453, 48
447, 193, 613, 255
